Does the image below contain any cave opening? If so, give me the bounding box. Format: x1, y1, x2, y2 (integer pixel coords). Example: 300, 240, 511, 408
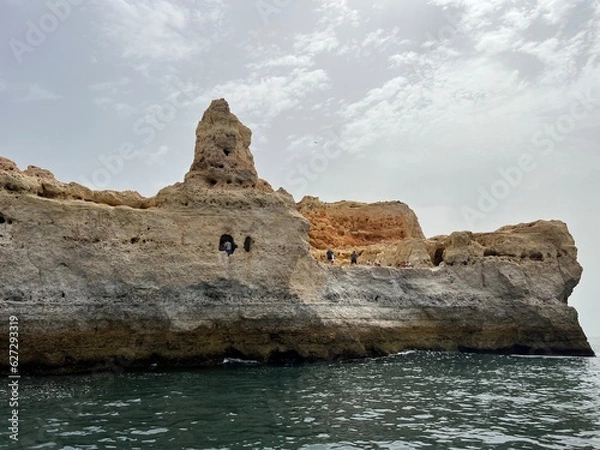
243, 236, 253, 252
219, 234, 237, 253
432, 247, 444, 266
0, 215, 5, 225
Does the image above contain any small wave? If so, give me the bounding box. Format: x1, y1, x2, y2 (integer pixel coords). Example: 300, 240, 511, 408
393, 350, 417, 356
130, 427, 169, 435
222, 357, 260, 365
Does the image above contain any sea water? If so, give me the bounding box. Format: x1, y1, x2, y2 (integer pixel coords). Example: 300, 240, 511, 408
1, 340, 599, 449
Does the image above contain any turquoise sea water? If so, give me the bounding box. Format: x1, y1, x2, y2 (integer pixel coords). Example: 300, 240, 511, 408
2, 340, 599, 449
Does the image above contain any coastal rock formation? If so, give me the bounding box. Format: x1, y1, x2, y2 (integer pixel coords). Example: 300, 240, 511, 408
185, 98, 272, 192
0, 100, 594, 375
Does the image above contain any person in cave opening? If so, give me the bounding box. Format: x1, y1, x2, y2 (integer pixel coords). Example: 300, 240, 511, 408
224, 240, 233, 256
326, 249, 335, 264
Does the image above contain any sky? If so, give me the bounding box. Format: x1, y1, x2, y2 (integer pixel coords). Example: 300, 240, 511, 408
1, 0, 598, 337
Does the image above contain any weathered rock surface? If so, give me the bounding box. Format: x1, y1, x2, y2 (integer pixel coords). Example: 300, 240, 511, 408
185, 98, 272, 191
0, 158, 149, 209
0, 100, 594, 375
298, 196, 424, 250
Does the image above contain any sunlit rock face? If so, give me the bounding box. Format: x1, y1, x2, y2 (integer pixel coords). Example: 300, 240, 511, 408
0, 99, 593, 375
297, 197, 425, 251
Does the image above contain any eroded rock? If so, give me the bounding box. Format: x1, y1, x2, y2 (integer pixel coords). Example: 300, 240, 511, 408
185, 98, 271, 190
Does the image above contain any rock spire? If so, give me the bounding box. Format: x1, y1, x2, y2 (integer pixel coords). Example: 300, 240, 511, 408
185, 98, 259, 189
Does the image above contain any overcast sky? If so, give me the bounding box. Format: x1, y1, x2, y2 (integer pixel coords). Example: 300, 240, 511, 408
1, 0, 598, 337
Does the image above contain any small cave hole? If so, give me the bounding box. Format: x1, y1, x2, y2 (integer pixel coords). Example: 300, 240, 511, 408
219, 234, 237, 254
0, 215, 6, 225
130, 237, 139, 244
432, 247, 444, 266
529, 251, 544, 261
208, 178, 218, 186
244, 236, 253, 252
223, 148, 231, 156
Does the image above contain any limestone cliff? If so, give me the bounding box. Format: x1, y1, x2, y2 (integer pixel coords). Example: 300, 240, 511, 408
297, 196, 424, 250
0, 99, 594, 375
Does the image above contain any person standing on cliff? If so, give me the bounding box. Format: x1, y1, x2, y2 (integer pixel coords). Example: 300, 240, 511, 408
351, 251, 358, 265
326, 249, 335, 264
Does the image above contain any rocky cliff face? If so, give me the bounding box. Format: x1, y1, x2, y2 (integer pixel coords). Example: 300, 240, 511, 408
297, 196, 424, 250
0, 99, 593, 374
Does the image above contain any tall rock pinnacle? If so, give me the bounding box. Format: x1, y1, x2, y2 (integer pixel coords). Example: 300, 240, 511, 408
185, 98, 259, 189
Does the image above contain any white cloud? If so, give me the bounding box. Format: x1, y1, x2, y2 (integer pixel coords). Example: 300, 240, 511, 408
94, 0, 228, 62
197, 68, 330, 123
339, 28, 409, 58
246, 54, 313, 71
17, 84, 62, 102
294, 28, 340, 56
362, 28, 403, 50
475, 26, 522, 53
502, 8, 535, 30
315, 0, 361, 28
535, 0, 578, 25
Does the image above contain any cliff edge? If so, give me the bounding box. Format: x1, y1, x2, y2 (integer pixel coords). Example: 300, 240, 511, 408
0, 99, 593, 374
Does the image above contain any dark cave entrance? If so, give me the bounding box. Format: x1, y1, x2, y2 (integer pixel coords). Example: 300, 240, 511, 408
219, 234, 237, 253
432, 247, 444, 266
243, 236, 253, 252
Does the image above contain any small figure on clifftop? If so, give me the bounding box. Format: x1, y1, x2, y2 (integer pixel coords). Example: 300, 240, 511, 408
351, 251, 358, 265
326, 249, 335, 264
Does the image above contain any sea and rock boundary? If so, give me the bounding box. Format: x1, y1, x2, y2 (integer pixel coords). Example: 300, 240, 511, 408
0, 99, 594, 374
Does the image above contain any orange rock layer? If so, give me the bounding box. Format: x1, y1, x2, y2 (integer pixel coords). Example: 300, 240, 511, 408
297, 196, 425, 251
